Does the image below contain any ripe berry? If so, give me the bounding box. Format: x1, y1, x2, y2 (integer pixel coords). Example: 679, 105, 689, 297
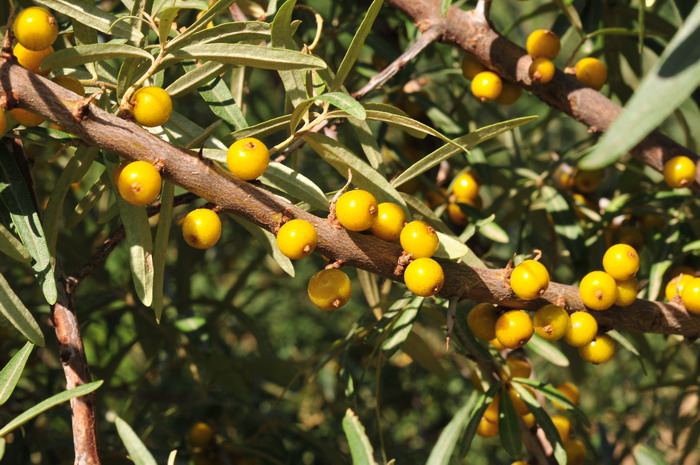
467, 303, 498, 341
13, 7, 58, 52
510, 259, 550, 300
574, 168, 604, 193
371, 202, 406, 241
116, 160, 162, 206
507, 386, 531, 416
529, 57, 555, 84
566, 438, 586, 465
307, 269, 352, 311
335, 189, 378, 231
680, 277, 700, 314
522, 413, 536, 429
564, 311, 598, 347
504, 353, 532, 379
663, 156, 696, 188
182, 209, 222, 249
276, 219, 318, 259
614, 277, 638, 307
490, 338, 506, 350
575, 57, 608, 90
400, 220, 439, 258
665, 273, 693, 301
553, 381, 580, 410
13, 43, 53, 75
551, 414, 571, 442
579, 334, 616, 364
476, 416, 498, 438
579, 271, 618, 310
526, 30, 561, 59
404, 257, 444, 297
471, 71, 503, 102
484, 396, 500, 423
497, 80, 522, 105
10, 108, 44, 127
461, 54, 486, 80
131, 86, 173, 128
188, 422, 214, 447
447, 202, 468, 226
226, 137, 270, 181
495, 310, 533, 349
452, 171, 479, 202
603, 243, 640, 281
533, 304, 569, 341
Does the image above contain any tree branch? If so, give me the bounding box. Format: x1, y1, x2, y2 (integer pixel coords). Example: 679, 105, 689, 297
1, 59, 696, 339
384, 0, 700, 189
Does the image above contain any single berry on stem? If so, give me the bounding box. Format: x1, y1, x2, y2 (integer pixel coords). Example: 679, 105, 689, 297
226, 137, 270, 181
403, 258, 444, 297
307, 269, 352, 311
371, 202, 406, 241
466, 303, 498, 341
182, 208, 222, 250
116, 160, 162, 206
563, 311, 598, 347
400, 220, 439, 258
579, 270, 618, 310
276, 219, 318, 259
510, 259, 550, 300
335, 189, 378, 231
130, 86, 173, 128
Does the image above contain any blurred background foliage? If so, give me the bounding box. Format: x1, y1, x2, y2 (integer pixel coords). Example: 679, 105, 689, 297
1, 0, 700, 464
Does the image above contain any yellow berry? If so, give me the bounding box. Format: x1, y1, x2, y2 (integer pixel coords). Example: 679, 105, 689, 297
131, 86, 173, 128
553, 382, 580, 410
484, 395, 500, 423
116, 160, 162, 206
615, 277, 638, 307
13, 43, 53, 75
522, 413, 536, 429
490, 337, 506, 350
574, 168, 605, 194
335, 189, 378, 231
526, 29, 560, 59
529, 57, 555, 84
566, 438, 586, 465
182, 208, 222, 249
10, 108, 44, 127
447, 202, 468, 226
533, 304, 569, 341
52, 75, 86, 96
579, 334, 616, 364
497, 80, 523, 105
663, 156, 696, 189
507, 386, 531, 416
579, 271, 618, 310
307, 269, 352, 311
551, 414, 571, 442
666, 273, 693, 301
681, 277, 700, 314
13, 7, 58, 52
505, 353, 532, 379
276, 219, 318, 259
603, 243, 640, 281
510, 259, 550, 300
404, 257, 444, 297
461, 54, 486, 80
471, 71, 503, 101
495, 310, 533, 349
511, 462, 528, 465
226, 137, 270, 181
575, 57, 608, 90
476, 416, 499, 438
188, 422, 214, 447
371, 202, 406, 241
564, 311, 598, 347
452, 171, 479, 202
467, 303, 498, 341
0, 108, 6, 133
400, 220, 439, 258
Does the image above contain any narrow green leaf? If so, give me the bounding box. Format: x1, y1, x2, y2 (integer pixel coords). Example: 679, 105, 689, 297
290, 92, 366, 131
435, 231, 470, 260
152, 182, 174, 323
232, 216, 295, 277
271, 0, 308, 106
342, 409, 378, 465
459, 387, 499, 458
0, 222, 30, 263
41, 44, 153, 71
0, 343, 34, 405
166, 0, 238, 49
304, 133, 407, 210
260, 162, 330, 211
0, 273, 45, 346
115, 416, 158, 465
165, 61, 228, 98
223, 115, 292, 144
633, 444, 667, 465
168, 21, 271, 50
403, 331, 448, 380
498, 388, 523, 458
526, 335, 569, 367
167, 450, 177, 465
0, 144, 57, 305
349, 118, 384, 169
381, 297, 422, 353
513, 378, 590, 427
391, 116, 537, 188
166, 44, 327, 70
34, 0, 144, 42
183, 63, 249, 130
541, 186, 584, 261
512, 383, 567, 465
426, 390, 478, 465
158, 7, 181, 44
66, 178, 108, 229
0, 380, 103, 437
331, 0, 384, 90
439, 0, 452, 17
648, 259, 672, 300
579, 3, 700, 169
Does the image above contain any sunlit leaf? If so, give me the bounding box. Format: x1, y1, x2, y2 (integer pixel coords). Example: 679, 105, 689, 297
115, 416, 158, 465
0, 343, 33, 405
342, 409, 378, 465
426, 390, 478, 465
41, 44, 153, 71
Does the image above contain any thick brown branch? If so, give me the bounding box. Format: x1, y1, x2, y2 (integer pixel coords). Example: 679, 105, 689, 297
1, 59, 698, 340
384, 0, 700, 189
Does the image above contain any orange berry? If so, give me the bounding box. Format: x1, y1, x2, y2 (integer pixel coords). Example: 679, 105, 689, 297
461, 54, 486, 80
335, 189, 378, 231
471, 71, 503, 101
187, 422, 214, 448
182, 208, 222, 249
371, 202, 406, 241
579, 271, 618, 310
602, 243, 640, 281
404, 258, 444, 297
484, 396, 500, 423
400, 220, 439, 258
575, 57, 608, 90
663, 156, 696, 189
566, 438, 586, 465
551, 414, 571, 442
510, 259, 550, 300
495, 310, 533, 349
13, 7, 58, 51
533, 304, 569, 341
13, 43, 53, 75
476, 416, 498, 438
504, 353, 532, 379
579, 334, 616, 364
680, 277, 700, 314
526, 30, 560, 59
10, 108, 44, 127
226, 137, 270, 181
665, 273, 693, 301
497, 80, 523, 105
452, 171, 480, 202
529, 57, 555, 83
116, 161, 162, 206
307, 269, 352, 311
615, 277, 638, 307
131, 86, 173, 128
553, 382, 580, 409
564, 311, 598, 347
276, 219, 318, 259
467, 303, 498, 341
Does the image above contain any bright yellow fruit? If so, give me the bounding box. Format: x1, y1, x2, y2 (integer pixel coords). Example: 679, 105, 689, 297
14, 43, 53, 75
400, 220, 439, 258
665, 273, 693, 301
404, 258, 444, 297
116, 161, 162, 206
131, 86, 173, 128
579, 271, 618, 311
495, 310, 533, 349
13, 7, 58, 51
564, 311, 598, 347
467, 303, 498, 341
182, 208, 222, 249
553, 382, 580, 410
497, 80, 523, 105
533, 304, 570, 341
602, 243, 640, 281
276, 219, 318, 259
452, 171, 480, 202
371, 202, 406, 241
529, 57, 555, 83
526, 29, 560, 59
575, 57, 608, 90
614, 277, 638, 307
476, 416, 498, 438
579, 334, 616, 364
566, 438, 586, 465
471, 71, 503, 101
551, 414, 571, 442
10, 108, 44, 127
663, 156, 696, 189
461, 54, 486, 80
335, 189, 378, 231
307, 269, 352, 311
680, 277, 700, 314
510, 259, 550, 300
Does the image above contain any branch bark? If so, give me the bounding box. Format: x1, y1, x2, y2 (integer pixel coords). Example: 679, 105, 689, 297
384, 0, 700, 189
1, 59, 697, 339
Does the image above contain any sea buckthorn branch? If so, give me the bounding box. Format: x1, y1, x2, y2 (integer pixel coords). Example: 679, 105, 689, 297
383, 0, 700, 190
2, 58, 698, 339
